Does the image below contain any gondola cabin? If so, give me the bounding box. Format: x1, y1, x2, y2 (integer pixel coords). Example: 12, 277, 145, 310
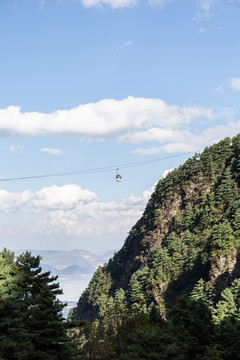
194, 154, 200, 165
115, 168, 122, 182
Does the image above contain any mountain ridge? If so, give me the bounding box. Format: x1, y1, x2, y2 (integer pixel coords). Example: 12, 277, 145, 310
72, 134, 240, 321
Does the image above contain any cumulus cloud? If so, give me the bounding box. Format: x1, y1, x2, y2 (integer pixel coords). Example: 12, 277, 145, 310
231, 78, 240, 90
0, 184, 153, 238
33, 185, 97, 211
41, 147, 63, 155
0, 97, 232, 144
132, 119, 240, 155
121, 128, 192, 144
0, 190, 33, 213
34, 185, 153, 236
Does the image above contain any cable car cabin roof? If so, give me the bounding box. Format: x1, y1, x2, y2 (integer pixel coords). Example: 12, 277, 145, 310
194, 155, 200, 164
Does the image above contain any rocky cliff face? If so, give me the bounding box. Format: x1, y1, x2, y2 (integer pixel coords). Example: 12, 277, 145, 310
72, 134, 240, 321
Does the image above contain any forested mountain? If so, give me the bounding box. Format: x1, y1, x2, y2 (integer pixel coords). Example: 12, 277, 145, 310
73, 134, 240, 322
68, 134, 240, 358
67, 134, 240, 352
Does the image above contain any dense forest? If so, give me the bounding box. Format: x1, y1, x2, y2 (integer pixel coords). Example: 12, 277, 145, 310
2, 134, 240, 359
70, 134, 240, 359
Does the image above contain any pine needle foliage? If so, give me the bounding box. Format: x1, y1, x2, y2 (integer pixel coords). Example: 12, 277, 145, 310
71, 134, 240, 359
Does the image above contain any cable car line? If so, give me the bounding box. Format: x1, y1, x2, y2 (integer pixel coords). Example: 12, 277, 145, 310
0, 152, 191, 183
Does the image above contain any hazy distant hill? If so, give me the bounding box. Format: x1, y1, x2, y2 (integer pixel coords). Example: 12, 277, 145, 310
14, 249, 116, 280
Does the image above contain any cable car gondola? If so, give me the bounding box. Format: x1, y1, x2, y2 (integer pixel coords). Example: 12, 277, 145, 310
194, 154, 200, 165
115, 168, 122, 182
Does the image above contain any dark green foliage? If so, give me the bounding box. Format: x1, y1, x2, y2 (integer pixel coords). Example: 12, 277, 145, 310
73, 299, 240, 360
73, 135, 240, 322
215, 166, 236, 207
166, 232, 181, 255
210, 220, 235, 268
0, 249, 75, 360
72, 134, 240, 359
168, 296, 214, 360
182, 203, 194, 230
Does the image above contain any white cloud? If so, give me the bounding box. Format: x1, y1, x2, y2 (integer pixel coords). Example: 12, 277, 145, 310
231, 78, 240, 90
81, 0, 137, 8
125, 183, 156, 205
121, 128, 192, 144
0, 190, 33, 213
34, 184, 153, 236
132, 143, 195, 155
162, 169, 174, 178
41, 147, 63, 155
132, 120, 240, 155
0, 97, 232, 143
0, 184, 154, 238
0, 97, 237, 160
33, 184, 97, 211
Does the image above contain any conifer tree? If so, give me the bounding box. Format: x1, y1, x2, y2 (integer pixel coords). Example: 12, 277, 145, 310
0, 249, 30, 359
0, 250, 75, 360
166, 232, 181, 255
190, 278, 206, 302
232, 207, 240, 238
169, 296, 214, 360
213, 288, 236, 324
17, 251, 75, 360
182, 203, 194, 229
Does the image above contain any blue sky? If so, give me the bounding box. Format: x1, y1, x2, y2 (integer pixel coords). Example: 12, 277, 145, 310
0, 0, 240, 252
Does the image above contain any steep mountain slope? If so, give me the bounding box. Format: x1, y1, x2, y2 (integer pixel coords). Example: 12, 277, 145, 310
72, 134, 240, 322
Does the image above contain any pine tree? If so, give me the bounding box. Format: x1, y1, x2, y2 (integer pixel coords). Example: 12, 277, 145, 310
182, 203, 194, 230
166, 232, 181, 255
213, 288, 236, 324
169, 296, 214, 360
232, 207, 240, 238
216, 166, 235, 207
128, 271, 144, 310
16, 251, 73, 360
210, 220, 235, 258
0, 249, 31, 359
183, 229, 192, 245
190, 278, 206, 302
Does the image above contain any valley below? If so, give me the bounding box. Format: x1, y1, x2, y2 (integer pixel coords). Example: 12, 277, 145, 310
14, 248, 116, 301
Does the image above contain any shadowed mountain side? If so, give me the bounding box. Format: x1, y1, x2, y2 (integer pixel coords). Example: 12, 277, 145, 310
72, 134, 240, 322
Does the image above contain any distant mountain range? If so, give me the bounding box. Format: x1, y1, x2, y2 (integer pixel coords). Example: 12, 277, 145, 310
14, 249, 116, 280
